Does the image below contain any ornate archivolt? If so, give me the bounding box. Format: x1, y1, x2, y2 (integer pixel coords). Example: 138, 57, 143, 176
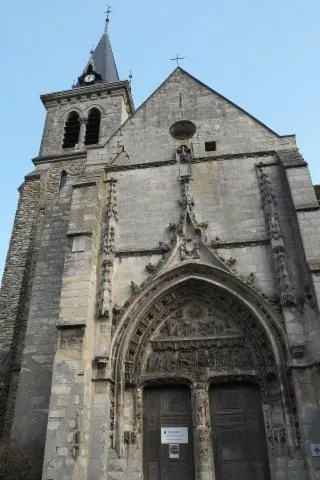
112, 264, 287, 386
109, 263, 300, 461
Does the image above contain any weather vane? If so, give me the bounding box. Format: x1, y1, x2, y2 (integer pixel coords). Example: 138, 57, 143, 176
170, 53, 185, 66
105, 5, 112, 31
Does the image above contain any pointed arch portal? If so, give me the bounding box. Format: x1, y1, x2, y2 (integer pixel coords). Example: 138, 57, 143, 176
111, 263, 296, 480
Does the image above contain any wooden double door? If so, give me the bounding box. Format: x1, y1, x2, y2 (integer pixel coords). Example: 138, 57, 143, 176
143, 383, 270, 480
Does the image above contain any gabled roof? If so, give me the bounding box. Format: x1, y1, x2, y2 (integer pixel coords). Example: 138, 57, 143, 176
108, 67, 293, 145
77, 29, 119, 86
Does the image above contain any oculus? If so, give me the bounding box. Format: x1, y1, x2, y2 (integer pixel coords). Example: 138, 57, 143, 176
170, 120, 196, 139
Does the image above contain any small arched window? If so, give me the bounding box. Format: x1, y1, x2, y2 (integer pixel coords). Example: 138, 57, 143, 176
62, 111, 80, 148
85, 108, 101, 145
59, 170, 68, 190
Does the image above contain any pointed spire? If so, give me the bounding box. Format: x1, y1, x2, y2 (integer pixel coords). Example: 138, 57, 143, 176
77, 14, 119, 87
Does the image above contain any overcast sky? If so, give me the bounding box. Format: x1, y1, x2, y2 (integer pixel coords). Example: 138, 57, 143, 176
1, 0, 319, 278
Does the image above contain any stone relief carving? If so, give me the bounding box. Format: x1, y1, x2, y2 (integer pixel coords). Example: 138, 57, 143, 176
130, 281, 140, 295
197, 427, 211, 459
124, 431, 136, 444
97, 179, 118, 319
180, 234, 200, 260
177, 145, 193, 164
158, 304, 239, 338
179, 175, 195, 220
196, 389, 209, 427
256, 165, 296, 307
265, 410, 288, 454
146, 340, 254, 374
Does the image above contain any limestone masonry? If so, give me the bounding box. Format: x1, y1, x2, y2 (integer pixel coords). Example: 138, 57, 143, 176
1, 21, 320, 480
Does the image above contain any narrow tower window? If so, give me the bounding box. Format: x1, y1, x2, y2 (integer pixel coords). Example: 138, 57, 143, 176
85, 108, 101, 145
62, 112, 80, 148
59, 170, 68, 190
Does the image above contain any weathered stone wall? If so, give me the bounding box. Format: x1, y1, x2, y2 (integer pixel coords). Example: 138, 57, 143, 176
0, 176, 41, 434
5, 159, 85, 477
104, 69, 296, 168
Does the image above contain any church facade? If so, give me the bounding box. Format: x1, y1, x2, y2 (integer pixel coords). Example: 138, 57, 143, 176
1, 21, 320, 480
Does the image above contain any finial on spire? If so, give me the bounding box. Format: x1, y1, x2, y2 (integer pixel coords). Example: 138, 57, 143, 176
129, 70, 133, 86
170, 53, 185, 66
105, 5, 112, 32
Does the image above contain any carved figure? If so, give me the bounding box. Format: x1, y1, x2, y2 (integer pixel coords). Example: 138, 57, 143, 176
163, 316, 181, 337
177, 145, 192, 163
130, 281, 140, 295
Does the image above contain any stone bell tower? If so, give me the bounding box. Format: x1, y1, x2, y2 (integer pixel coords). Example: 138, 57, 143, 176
0, 16, 133, 479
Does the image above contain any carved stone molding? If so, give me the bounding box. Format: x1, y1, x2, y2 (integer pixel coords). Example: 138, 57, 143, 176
264, 408, 288, 454
256, 165, 296, 307
97, 179, 118, 319
179, 175, 195, 222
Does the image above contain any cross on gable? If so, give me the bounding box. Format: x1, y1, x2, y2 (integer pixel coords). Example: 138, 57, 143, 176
170, 53, 185, 66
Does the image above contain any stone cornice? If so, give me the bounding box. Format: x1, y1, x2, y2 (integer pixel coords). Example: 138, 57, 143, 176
32, 150, 87, 165
106, 151, 278, 173
40, 80, 134, 113
211, 239, 270, 249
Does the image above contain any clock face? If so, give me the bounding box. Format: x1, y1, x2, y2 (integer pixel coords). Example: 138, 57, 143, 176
84, 74, 95, 83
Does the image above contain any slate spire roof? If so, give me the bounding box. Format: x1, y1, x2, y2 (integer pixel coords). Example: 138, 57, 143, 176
77, 24, 119, 86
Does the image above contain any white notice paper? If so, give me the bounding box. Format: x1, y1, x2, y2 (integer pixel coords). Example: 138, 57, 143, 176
168, 444, 179, 459
161, 427, 188, 444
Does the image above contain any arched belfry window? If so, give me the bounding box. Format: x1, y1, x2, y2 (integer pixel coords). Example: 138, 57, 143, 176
62, 111, 80, 148
85, 108, 101, 145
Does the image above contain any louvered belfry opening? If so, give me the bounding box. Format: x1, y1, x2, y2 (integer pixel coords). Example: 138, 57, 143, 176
62, 112, 80, 148
85, 108, 101, 145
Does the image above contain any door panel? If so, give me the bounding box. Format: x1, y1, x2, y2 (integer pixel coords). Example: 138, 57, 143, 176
210, 383, 270, 480
144, 386, 195, 480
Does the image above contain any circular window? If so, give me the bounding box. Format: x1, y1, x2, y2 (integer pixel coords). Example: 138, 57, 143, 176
169, 120, 196, 140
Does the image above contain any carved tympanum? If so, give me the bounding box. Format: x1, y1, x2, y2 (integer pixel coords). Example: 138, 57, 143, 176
158, 303, 239, 338
123, 281, 278, 387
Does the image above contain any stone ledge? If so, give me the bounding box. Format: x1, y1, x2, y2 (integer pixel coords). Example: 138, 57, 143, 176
72, 180, 97, 188
296, 205, 320, 212
115, 248, 169, 257
283, 162, 308, 169
66, 229, 92, 237
33, 151, 87, 165
106, 151, 281, 173
57, 323, 86, 330
211, 239, 270, 249
309, 260, 320, 273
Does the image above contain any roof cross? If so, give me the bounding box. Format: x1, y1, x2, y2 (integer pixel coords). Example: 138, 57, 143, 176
170, 53, 185, 66
105, 5, 112, 31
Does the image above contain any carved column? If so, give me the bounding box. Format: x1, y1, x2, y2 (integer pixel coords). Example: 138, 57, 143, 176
78, 117, 87, 148
192, 381, 215, 480
95, 178, 118, 363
